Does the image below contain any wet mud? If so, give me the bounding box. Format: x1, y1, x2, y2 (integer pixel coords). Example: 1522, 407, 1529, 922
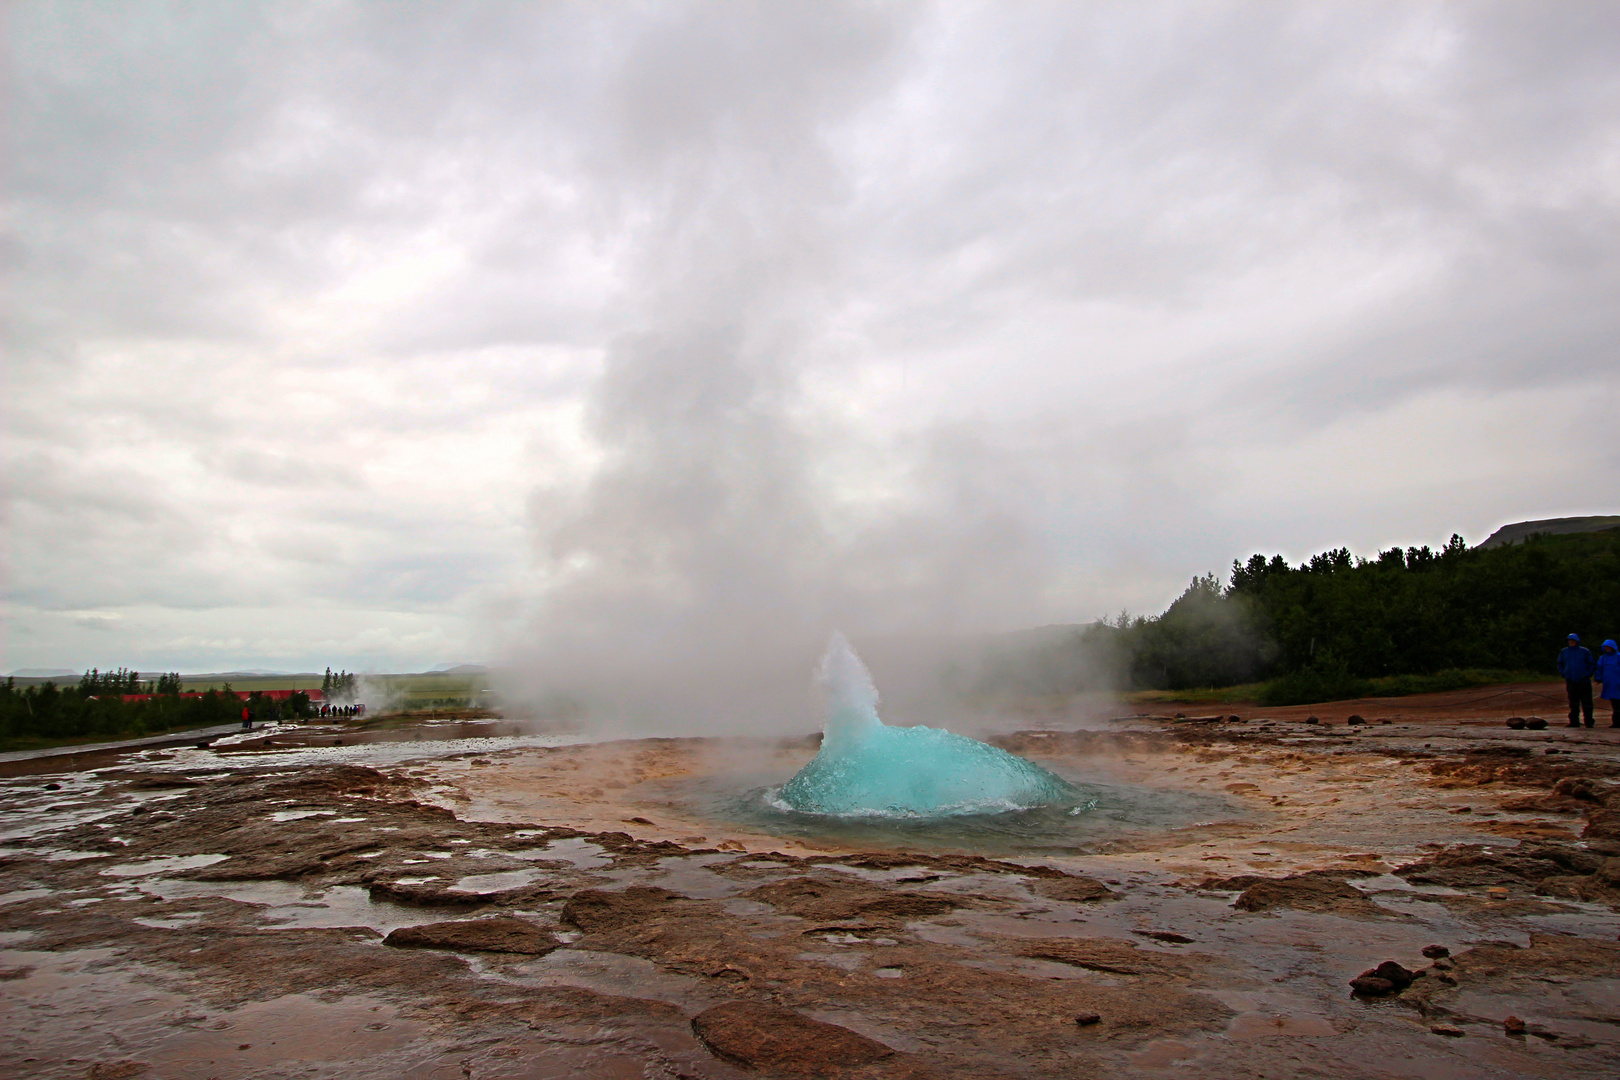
1, 699, 1618, 1078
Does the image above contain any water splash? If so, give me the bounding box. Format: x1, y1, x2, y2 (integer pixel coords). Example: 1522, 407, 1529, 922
778, 633, 1078, 817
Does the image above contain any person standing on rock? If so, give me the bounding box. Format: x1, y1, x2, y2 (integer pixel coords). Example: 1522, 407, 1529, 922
1558, 633, 1596, 728
1595, 639, 1620, 729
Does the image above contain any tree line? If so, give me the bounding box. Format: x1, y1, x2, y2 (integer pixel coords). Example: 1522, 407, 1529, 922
0, 678, 315, 748
972, 528, 1620, 705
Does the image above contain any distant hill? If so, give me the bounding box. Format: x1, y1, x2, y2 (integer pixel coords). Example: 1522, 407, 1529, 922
1479, 515, 1620, 548
8, 668, 78, 678
430, 663, 489, 674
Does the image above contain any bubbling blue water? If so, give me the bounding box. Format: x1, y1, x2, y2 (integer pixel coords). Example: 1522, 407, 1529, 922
778, 634, 1079, 817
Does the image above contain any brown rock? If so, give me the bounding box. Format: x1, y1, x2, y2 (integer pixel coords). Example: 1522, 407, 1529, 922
1346, 714, 1366, 726
1074, 1012, 1101, 1025
562, 885, 687, 931
1231, 874, 1389, 918
746, 875, 958, 922
383, 917, 559, 955
1421, 944, 1450, 959
1029, 874, 1115, 903
1349, 976, 1396, 996
1525, 717, 1548, 730
1504, 1015, 1526, 1034
1017, 938, 1167, 975
691, 1001, 894, 1077
1369, 960, 1416, 988
1506, 717, 1526, 729
1430, 1025, 1465, 1037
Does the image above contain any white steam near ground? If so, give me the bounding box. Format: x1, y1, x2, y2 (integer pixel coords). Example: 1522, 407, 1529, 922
5, 3, 1619, 723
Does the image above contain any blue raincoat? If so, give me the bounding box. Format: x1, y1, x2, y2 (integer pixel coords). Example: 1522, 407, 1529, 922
1559, 643, 1596, 681
1596, 641, 1620, 701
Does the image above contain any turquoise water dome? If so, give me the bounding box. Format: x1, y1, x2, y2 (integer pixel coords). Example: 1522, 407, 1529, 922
778, 633, 1078, 817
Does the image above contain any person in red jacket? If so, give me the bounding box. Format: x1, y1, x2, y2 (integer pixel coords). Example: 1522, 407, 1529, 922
241, 704, 251, 730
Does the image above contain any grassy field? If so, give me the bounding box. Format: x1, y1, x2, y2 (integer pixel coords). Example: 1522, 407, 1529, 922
172, 672, 491, 710
1128, 667, 1549, 707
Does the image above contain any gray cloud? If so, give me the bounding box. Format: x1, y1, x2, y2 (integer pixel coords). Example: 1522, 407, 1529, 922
4, 1, 1617, 685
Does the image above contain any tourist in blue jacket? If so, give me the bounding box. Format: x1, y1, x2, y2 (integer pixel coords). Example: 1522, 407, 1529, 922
1595, 640, 1620, 729
1558, 633, 1596, 728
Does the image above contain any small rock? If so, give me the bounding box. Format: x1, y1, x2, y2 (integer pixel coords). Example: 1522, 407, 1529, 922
1370, 960, 1415, 988
1227, 715, 1243, 723
1346, 714, 1366, 726
1074, 1012, 1101, 1026
44, 783, 61, 791
1430, 1025, 1466, 1037
1504, 1015, 1525, 1034
1421, 944, 1450, 959
1306, 716, 1321, 725
1350, 975, 1396, 996
1525, 717, 1547, 730
1506, 717, 1526, 730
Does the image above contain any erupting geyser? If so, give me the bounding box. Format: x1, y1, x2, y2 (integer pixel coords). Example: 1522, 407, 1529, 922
779, 633, 1078, 816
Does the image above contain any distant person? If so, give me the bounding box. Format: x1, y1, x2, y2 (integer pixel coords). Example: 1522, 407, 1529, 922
1596, 640, 1620, 729
241, 704, 252, 730
1558, 633, 1596, 728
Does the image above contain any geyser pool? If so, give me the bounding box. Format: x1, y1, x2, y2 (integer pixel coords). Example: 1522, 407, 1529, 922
777, 634, 1079, 817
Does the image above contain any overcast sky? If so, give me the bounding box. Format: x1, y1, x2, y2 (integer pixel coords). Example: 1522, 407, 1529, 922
5, 1, 1618, 679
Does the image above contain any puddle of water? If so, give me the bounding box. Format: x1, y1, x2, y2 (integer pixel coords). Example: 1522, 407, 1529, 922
142, 993, 423, 1075
449, 869, 538, 892
133, 878, 465, 934
0, 889, 50, 906
540, 837, 611, 869
269, 809, 337, 822
498, 948, 726, 1012
102, 854, 228, 877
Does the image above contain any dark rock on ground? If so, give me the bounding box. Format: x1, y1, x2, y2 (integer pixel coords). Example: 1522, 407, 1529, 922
1207, 871, 1390, 918
1350, 975, 1396, 996
562, 885, 692, 931
1525, 717, 1548, 729
1074, 1012, 1101, 1025
747, 875, 959, 922
383, 916, 559, 955
691, 1001, 896, 1078
368, 879, 555, 907
1421, 944, 1450, 958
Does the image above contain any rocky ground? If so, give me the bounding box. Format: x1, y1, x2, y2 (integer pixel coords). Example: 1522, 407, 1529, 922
2, 695, 1618, 1079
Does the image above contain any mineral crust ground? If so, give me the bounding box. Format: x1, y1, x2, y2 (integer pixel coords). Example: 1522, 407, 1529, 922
2, 687, 1618, 1079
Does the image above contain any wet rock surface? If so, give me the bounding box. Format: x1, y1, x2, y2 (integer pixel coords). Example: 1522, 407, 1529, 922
382, 916, 559, 955
4, 706, 1620, 1078
690, 1001, 901, 1078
